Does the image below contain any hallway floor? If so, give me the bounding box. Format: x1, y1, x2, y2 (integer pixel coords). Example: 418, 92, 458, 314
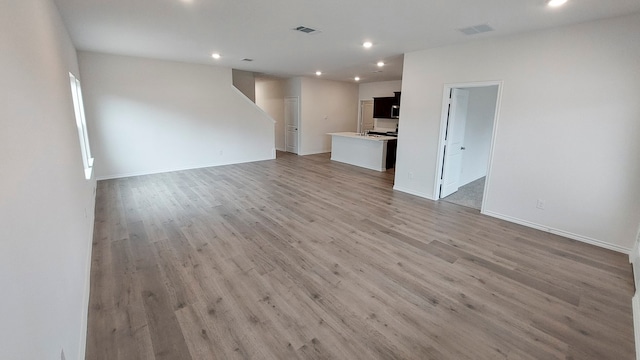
441, 177, 485, 210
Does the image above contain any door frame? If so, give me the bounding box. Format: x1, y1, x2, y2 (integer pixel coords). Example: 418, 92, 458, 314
433, 80, 503, 214
358, 100, 374, 133
440, 88, 470, 198
284, 96, 300, 154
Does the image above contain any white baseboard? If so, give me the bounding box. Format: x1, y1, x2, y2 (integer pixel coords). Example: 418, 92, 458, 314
96, 156, 275, 180
630, 225, 640, 360
634, 294, 640, 360
482, 210, 631, 254
392, 185, 436, 200
631, 226, 640, 265
77, 214, 95, 360
298, 150, 331, 156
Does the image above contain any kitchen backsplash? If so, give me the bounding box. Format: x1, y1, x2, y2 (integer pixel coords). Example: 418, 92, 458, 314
375, 118, 399, 132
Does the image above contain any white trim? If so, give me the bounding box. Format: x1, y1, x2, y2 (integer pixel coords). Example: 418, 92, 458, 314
631, 225, 640, 360
482, 210, 632, 254
479, 84, 503, 215
630, 224, 640, 264
633, 294, 640, 360
357, 100, 363, 133
298, 150, 331, 156
357, 99, 374, 133
77, 224, 94, 360
433, 81, 503, 207
284, 96, 301, 154
69, 72, 94, 179
433, 87, 452, 197
631, 224, 640, 292
84, 167, 93, 180
95, 156, 275, 180
77, 190, 96, 360
393, 185, 436, 200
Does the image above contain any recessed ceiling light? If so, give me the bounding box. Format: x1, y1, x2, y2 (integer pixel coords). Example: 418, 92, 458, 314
316, 71, 322, 76
377, 61, 385, 67
354, 76, 360, 81
547, 0, 568, 7
363, 41, 373, 48
211, 53, 221, 59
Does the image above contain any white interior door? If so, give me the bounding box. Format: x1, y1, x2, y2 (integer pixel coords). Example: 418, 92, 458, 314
360, 100, 374, 132
284, 97, 299, 154
441, 88, 469, 198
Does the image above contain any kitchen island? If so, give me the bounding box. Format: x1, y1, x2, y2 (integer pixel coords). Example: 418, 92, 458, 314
328, 132, 397, 172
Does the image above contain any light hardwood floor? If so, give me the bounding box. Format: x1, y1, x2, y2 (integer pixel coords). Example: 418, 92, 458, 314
86, 152, 635, 359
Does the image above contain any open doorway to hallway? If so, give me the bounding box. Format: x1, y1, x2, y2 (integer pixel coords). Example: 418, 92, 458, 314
437, 82, 501, 211
358, 100, 374, 133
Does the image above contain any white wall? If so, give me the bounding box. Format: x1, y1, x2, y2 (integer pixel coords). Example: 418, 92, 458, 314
79, 52, 275, 179
0, 1, 96, 359
232, 69, 256, 102
280, 76, 358, 155
459, 86, 498, 185
359, 80, 402, 100
256, 78, 287, 151
299, 77, 359, 155
396, 13, 640, 252
285, 77, 302, 99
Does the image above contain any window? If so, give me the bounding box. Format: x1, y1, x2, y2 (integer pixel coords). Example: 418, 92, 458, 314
69, 72, 93, 179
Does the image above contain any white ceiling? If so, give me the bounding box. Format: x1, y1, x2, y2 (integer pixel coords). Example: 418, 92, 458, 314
53, 0, 640, 83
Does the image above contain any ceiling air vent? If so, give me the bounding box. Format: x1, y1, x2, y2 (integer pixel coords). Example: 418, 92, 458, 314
458, 24, 494, 35
293, 26, 319, 34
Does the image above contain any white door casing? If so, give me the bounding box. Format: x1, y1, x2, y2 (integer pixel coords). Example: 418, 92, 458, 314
359, 100, 374, 132
284, 97, 299, 154
440, 88, 469, 198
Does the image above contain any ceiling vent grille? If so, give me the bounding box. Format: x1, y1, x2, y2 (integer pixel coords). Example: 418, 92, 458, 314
458, 24, 494, 35
293, 26, 319, 34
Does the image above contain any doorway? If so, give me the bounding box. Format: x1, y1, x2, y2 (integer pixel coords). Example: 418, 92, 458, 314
284, 96, 299, 154
358, 100, 374, 133
436, 82, 502, 212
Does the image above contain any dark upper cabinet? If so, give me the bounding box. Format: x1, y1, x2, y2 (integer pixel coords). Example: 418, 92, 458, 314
373, 92, 401, 119
373, 97, 394, 118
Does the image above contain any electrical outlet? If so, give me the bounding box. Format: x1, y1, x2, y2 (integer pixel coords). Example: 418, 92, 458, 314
536, 199, 545, 210
408, 172, 414, 179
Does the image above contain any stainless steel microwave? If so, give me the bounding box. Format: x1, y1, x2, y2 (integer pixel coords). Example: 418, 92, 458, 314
391, 105, 400, 119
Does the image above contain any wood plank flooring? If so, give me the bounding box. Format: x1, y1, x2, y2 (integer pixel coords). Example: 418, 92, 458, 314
86, 152, 635, 359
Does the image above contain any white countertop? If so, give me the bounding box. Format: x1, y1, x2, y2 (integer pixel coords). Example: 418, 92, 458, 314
328, 132, 397, 141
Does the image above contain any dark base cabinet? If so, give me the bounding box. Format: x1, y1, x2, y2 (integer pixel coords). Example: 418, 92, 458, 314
386, 140, 397, 169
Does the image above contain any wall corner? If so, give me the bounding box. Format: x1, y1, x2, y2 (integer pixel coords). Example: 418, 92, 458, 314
630, 224, 640, 360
